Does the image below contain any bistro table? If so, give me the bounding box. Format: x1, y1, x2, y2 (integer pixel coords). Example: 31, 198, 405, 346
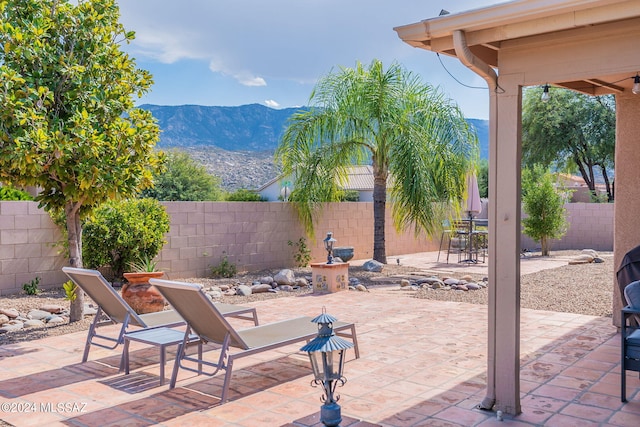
458, 218, 488, 263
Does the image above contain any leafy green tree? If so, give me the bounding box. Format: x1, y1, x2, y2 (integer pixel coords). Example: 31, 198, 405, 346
276, 60, 477, 263
522, 87, 615, 201
142, 150, 223, 201
0, 0, 162, 321
477, 159, 489, 199
522, 166, 568, 256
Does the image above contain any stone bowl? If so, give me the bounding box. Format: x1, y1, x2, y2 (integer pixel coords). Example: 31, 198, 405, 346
332, 246, 354, 262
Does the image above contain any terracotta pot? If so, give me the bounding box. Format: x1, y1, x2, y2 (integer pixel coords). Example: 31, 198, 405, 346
121, 272, 166, 314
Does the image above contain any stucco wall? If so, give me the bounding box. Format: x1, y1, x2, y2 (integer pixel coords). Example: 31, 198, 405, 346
0, 201, 613, 295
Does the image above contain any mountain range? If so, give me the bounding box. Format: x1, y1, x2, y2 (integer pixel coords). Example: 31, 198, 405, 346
139, 104, 489, 190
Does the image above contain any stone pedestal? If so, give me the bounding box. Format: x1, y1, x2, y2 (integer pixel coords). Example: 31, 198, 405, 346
311, 262, 349, 293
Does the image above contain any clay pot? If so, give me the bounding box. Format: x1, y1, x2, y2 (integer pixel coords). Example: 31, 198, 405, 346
121, 272, 166, 314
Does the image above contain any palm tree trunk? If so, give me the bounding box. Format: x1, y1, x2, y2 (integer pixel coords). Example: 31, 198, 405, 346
372, 169, 387, 263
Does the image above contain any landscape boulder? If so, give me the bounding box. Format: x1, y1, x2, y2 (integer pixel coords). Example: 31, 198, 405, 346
274, 269, 296, 285
362, 259, 384, 272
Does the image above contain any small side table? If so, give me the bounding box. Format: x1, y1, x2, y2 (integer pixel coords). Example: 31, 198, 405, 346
122, 327, 200, 385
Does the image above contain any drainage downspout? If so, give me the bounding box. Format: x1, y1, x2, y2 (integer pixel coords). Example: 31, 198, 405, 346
452, 29, 498, 411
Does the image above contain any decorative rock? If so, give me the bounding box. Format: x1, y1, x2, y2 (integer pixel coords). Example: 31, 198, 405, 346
40, 304, 65, 314
28, 309, 52, 320
349, 278, 361, 286
431, 282, 443, 289
279, 285, 294, 292
0, 308, 19, 319
236, 285, 252, 296
260, 276, 274, 285
593, 257, 605, 263
24, 319, 45, 328
355, 284, 369, 292
274, 269, 296, 285
83, 305, 98, 316
251, 284, 272, 293
466, 282, 481, 290
0, 320, 24, 333
47, 316, 65, 325
569, 254, 594, 265
362, 259, 384, 272
444, 278, 460, 286
461, 274, 473, 282
400, 279, 411, 287
295, 278, 309, 287
218, 284, 230, 291
0, 314, 8, 325
581, 249, 599, 258
206, 289, 223, 299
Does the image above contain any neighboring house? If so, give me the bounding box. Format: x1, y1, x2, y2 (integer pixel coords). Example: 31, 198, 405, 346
556, 173, 607, 203
257, 165, 375, 202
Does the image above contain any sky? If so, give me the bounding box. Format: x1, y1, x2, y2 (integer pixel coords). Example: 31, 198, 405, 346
117, 0, 508, 120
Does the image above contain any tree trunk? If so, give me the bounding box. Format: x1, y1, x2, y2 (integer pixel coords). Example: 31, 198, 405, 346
372, 164, 387, 264
65, 201, 85, 322
540, 236, 549, 256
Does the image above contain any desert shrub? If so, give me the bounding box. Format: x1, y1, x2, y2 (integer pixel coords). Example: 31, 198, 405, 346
82, 198, 170, 279
22, 277, 40, 295
225, 189, 265, 201
288, 237, 311, 267
210, 252, 237, 278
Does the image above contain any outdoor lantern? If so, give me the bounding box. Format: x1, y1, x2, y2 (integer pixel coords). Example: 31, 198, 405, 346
300, 309, 354, 427
541, 84, 550, 102
323, 232, 337, 264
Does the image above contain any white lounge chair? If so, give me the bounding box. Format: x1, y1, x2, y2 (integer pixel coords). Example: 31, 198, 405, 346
62, 267, 258, 364
149, 278, 360, 403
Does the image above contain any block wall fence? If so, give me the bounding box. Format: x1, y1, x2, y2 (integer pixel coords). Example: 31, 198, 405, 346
0, 201, 613, 295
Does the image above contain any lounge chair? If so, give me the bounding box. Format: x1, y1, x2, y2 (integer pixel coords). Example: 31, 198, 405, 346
62, 267, 259, 364
148, 278, 360, 403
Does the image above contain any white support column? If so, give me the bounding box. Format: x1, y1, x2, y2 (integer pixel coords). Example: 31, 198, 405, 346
485, 74, 522, 415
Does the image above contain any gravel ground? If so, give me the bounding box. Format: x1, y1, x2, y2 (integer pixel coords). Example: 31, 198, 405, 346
0, 250, 615, 345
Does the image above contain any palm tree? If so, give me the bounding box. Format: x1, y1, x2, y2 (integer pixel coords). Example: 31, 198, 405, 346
276, 60, 478, 263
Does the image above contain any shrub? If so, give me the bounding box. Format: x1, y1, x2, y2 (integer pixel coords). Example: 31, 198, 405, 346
210, 252, 237, 278
82, 198, 170, 279
288, 237, 311, 267
0, 184, 33, 200
225, 189, 265, 201
22, 277, 40, 295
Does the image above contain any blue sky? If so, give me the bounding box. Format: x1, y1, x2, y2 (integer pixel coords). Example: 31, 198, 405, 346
117, 0, 507, 120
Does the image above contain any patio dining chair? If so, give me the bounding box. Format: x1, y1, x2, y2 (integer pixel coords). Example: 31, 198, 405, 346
621, 280, 640, 402
62, 267, 258, 365
148, 278, 360, 403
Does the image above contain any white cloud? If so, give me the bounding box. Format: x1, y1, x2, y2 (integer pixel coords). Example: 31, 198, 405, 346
264, 99, 280, 108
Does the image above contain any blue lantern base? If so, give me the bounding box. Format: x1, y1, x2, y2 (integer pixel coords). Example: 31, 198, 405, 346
320, 402, 342, 426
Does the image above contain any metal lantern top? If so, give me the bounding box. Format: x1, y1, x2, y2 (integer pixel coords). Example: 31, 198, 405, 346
323, 232, 337, 264
300, 310, 354, 354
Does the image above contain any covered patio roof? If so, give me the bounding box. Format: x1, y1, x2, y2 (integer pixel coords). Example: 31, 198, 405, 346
395, 0, 640, 95
394, 0, 640, 416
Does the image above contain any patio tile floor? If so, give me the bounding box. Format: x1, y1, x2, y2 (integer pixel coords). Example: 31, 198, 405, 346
1, 251, 639, 426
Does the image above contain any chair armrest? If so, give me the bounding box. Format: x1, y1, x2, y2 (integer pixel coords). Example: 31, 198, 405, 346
622, 305, 640, 315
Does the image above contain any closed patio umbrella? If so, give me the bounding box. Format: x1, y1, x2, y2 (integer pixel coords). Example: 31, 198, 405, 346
466, 172, 482, 220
